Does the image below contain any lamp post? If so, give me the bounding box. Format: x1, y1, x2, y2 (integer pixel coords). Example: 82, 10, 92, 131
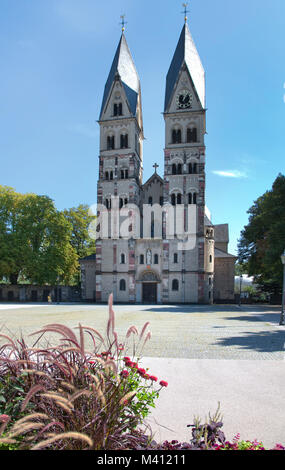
280, 249, 285, 326
239, 274, 242, 307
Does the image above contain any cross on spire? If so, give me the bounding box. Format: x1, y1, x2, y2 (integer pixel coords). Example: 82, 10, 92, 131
182, 2, 189, 23
120, 14, 127, 33
153, 163, 159, 173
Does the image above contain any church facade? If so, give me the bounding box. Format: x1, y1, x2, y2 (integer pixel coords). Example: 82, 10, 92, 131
80, 21, 236, 304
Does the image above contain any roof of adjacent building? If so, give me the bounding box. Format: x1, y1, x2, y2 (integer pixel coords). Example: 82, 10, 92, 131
99, 33, 140, 119
214, 248, 237, 259
79, 254, 96, 262
165, 23, 205, 112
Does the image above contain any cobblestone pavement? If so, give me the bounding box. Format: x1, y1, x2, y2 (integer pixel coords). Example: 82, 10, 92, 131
0, 303, 284, 360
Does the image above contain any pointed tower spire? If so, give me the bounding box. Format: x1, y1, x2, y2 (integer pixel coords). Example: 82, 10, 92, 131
164, 21, 205, 112
99, 31, 140, 120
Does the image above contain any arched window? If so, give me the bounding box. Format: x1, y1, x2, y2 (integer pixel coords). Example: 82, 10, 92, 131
188, 193, 192, 204
151, 212, 154, 238
120, 253, 126, 264
154, 254, 159, 264
120, 169, 128, 179
109, 171, 113, 180
120, 279, 126, 291
193, 193, 197, 205
189, 163, 193, 174
177, 193, 182, 205
119, 198, 123, 209
172, 129, 182, 144
193, 163, 198, 174
120, 134, 128, 149
107, 135, 115, 150
172, 164, 177, 175
174, 253, 178, 263
177, 163, 182, 174
148, 196, 153, 206
171, 193, 176, 206
187, 127, 197, 143
140, 254, 144, 264
209, 255, 212, 263
172, 279, 179, 291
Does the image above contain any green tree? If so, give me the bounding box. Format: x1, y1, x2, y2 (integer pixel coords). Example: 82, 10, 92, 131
62, 204, 96, 259
0, 186, 78, 285
238, 174, 285, 295
62, 205, 96, 285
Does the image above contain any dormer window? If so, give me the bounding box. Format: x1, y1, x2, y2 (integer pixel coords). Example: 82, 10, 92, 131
114, 103, 123, 116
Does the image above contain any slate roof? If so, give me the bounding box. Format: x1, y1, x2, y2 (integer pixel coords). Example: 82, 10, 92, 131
99, 33, 140, 119
164, 23, 205, 111
79, 254, 96, 262
214, 248, 237, 259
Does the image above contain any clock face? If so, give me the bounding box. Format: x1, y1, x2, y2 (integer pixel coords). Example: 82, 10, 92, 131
176, 90, 193, 109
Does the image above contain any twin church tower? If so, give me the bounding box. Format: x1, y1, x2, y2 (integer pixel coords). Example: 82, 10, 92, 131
80, 18, 236, 304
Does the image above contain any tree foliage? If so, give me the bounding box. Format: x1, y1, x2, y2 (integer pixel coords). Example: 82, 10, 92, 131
0, 186, 78, 285
238, 174, 285, 294
62, 204, 96, 259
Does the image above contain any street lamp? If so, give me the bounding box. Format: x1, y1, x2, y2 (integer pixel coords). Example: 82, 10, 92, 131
239, 274, 243, 307
280, 249, 285, 326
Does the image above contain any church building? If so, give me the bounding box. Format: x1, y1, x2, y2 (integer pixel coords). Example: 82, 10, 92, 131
80, 17, 236, 304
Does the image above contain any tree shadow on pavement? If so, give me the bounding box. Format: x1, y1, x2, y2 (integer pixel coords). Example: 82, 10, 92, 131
214, 329, 285, 353
223, 312, 282, 325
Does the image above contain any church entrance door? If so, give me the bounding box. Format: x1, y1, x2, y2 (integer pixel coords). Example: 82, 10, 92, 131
142, 283, 157, 304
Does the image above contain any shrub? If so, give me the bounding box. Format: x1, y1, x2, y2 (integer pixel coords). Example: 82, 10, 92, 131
0, 294, 167, 450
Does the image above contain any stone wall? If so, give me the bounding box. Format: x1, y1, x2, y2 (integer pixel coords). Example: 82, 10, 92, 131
0, 285, 81, 303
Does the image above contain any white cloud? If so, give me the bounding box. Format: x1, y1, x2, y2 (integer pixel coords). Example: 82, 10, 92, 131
212, 170, 248, 179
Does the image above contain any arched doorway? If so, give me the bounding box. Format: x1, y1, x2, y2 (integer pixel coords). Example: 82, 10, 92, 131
140, 271, 160, 304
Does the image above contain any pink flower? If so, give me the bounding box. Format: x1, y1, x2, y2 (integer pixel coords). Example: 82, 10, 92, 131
0, 414, 10, 423
159, 380, 168, 387
149, 375, 158, 382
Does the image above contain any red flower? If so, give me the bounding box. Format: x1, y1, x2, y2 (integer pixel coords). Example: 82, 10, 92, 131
149, 375, 158, 382
137, 368, 146, 376
120, 370, 129, 378
143, 373, 150, 380
123, 356, 131, 362
125, 360, 134, 368
159, 380, 168, 387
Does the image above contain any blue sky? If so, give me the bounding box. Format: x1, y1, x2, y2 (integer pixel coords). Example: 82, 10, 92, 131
0, 0, 285, 255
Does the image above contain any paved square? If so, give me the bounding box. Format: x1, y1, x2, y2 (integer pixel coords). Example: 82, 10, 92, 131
0, 303, 284, 360
1, 302, 284, 448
